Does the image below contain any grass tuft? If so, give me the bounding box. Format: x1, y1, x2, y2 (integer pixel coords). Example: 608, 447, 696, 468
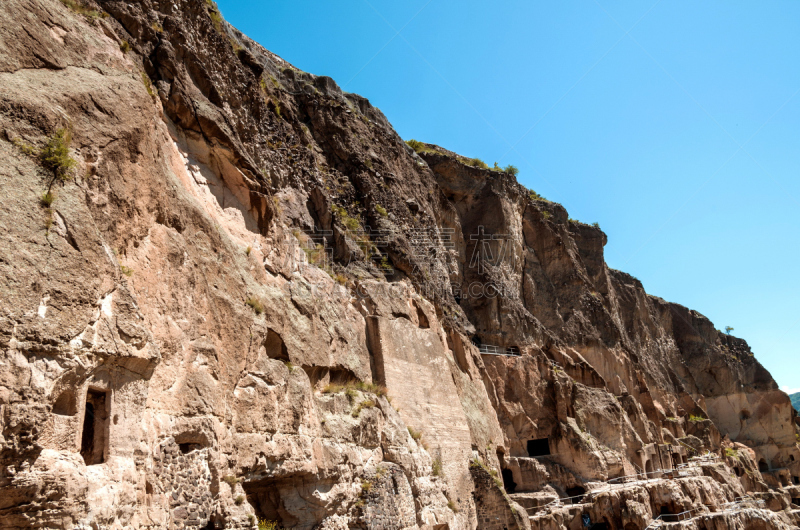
120, 265, 134, 277
40, 191, 56, 207
432, 458, 442, 476
205, 0, 224, 33
59, 0, 107, 20
375, 204, 388, 217
407, 426, 422, 441
352, 399, 376, 418
141, 71, 157, 100
465, 157, 488, 169
246, 297, 264, 315
119, 40, 131, 53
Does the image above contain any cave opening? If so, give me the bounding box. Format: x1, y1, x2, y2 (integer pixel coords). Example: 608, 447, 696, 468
566, 485, 586, 503
645, 459, 654, 475
80, 389, 109, 465
792, 498, 800, 506
264, 329, 290, 362
243, 478, 296, 528
659, 504, 676, 521
758, 459, 769, 472
793, 476, 799, 485
178, 442, 203, 454
527, 438, 551, 457
501, 468, 516, 494
506, 346, 520, 356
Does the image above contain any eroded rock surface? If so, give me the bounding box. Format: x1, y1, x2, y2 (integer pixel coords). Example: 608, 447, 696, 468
0, 1, 798, 529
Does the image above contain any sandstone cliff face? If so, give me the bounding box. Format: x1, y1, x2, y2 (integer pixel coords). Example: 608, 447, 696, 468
0, 1, 798, 529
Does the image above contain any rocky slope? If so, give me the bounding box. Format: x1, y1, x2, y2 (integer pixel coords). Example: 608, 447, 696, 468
0, 0, 798, 529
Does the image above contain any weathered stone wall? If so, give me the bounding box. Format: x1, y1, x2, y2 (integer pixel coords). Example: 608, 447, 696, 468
470, 465, 529, 530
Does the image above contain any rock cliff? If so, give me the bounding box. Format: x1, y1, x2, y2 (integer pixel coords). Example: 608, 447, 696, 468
0, 1, 798, 529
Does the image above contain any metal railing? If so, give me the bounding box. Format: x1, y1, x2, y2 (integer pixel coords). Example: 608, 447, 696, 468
645, 506, 705, 528
643, 497, 765, 529
535, 492, 592, 512
478, 344, 521, 356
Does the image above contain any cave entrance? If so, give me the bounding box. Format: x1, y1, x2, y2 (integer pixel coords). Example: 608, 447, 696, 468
264, 329, 289, 361
624, 524, 639, 530
658, 505, 679, 523
644, 459, 654, 475
793, 476, 799, 485
527, 438, 551, 457
758, 459, 769, 472
566, 485, 586, 503
506, 346, 520, 356
80, 389, 109, 465
243, 478, 298, 528
792, 498, 800, 506
501, 468, 516, 494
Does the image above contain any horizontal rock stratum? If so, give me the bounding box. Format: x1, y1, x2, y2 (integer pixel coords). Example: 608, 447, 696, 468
0, 1, 798, 529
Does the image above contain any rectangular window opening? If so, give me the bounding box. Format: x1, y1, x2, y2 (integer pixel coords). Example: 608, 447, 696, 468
80, 389, 109, 465
527, 438, 551, 457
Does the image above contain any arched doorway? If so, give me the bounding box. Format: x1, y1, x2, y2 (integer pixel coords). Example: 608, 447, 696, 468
758, 459, 769, 472
645, 459, 654, 475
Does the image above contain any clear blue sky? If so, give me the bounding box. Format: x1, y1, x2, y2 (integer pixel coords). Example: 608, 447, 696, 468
216, 0, 800, 393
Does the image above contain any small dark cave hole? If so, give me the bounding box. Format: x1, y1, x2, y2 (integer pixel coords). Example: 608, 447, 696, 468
265, 329, 289, 362
758, 459, 769, 472
178, 442, 203, 454
566, 485, 586, 503
506, 346, 520, 356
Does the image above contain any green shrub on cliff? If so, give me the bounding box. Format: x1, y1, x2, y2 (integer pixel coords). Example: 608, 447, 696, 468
40, 129, 77, 181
